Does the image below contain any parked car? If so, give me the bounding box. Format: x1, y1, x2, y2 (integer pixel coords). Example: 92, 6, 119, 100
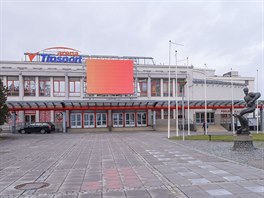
18, 122, 56, 134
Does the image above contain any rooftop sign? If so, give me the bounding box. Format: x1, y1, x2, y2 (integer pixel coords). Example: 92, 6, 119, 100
25, 47, 83, 63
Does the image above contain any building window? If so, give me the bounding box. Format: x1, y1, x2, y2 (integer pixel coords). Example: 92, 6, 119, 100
163, 79, 173, 97
7, 76, 19, 96
138, 78, 147, 97
113, 113, 123, 127
54, 77, 65, 97
69, 78, 81, 97
137, 112, 147, 126
196, 112, 215, 124
39, 77, 50, 97
151, 79, 161, 97
24, 77, 36, 96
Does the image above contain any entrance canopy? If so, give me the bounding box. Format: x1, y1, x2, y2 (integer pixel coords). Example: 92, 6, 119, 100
6, 100, 264, 111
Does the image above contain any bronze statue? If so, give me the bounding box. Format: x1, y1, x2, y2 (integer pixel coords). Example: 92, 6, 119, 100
233, 87, 261, 135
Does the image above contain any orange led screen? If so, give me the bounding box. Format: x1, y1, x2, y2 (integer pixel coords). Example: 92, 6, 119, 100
86, 59, 134, 94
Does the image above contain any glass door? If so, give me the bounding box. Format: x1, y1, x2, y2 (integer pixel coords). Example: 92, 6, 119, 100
96, 113, 107, 127
71, 113, 82, 128
125, 113, 135, 127
84, 113, 94, 128
137, 112, 147, 126
113, 113, 123, 127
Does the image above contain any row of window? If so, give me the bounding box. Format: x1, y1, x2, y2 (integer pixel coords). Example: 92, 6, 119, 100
5, 76, 184, 97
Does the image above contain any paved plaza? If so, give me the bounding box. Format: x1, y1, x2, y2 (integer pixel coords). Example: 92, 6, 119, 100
0, 131, 263, 198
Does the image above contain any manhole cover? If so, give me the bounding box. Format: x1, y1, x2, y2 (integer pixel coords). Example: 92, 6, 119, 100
15, 182, 49, 190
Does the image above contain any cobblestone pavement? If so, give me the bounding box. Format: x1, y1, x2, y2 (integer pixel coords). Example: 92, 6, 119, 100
0, 132, 263, 198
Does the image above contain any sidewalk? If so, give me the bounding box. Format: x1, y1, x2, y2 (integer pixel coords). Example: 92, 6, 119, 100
0, 132, 263, 197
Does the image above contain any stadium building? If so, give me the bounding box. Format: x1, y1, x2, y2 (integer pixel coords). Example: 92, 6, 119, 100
0, 47, 263, 133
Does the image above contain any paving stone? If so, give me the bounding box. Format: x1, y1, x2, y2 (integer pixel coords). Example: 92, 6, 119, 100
206, 189, 232, 196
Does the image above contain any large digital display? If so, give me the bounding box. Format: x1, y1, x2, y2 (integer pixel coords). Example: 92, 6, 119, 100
86, 59, 134, 94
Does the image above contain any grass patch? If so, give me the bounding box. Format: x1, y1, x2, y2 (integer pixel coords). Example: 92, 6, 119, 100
170, 133, 264, 142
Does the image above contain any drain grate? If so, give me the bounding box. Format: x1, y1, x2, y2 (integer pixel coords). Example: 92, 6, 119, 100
15, 182, 49, 190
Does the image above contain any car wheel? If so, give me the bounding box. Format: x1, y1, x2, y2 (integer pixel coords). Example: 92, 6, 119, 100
40, 129, 46, 134
20, 130, 26, 134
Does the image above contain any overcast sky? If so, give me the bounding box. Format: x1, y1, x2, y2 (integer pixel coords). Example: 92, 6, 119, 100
1, 0, 263, 98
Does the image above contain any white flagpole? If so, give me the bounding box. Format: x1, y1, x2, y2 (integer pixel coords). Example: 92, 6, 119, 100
175, 50, 179, 137
204, 64, 207, 135
168, 40, 171, 138
257, 69, 259, 134
187, 59, 190, 136
231, 68, 235, 134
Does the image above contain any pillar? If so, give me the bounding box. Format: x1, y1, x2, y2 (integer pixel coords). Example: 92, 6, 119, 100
148, 109, 152, 127
147, 76, 151, 98
108, 110, 112, 131
260, 108, 263, 132
36, 110, 40, 122
36, 76, 39, 97
80, 78, 84, 98
19, 73, 23, 100
161, 109, 164, 119
63, 111, 67, 133
153, 110, 156, 130
50, 77, 54, 97
11, 112, 16, 133
51, 110, 55, 122
161, 79, 164, 97
65, 75, 69, 99
230, 108, 234, 132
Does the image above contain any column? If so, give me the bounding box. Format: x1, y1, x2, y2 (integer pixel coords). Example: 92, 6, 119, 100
153, 110, 156, 130
147, 76, 151, 98
19, 73, 23, 100
63, 111, 67, 133
51, 110, 55, 122
161, 79, 164, 97
3, 76, 7, 86
161, 109, 164, 119
66, 110, 70, 127
172, 79, 176, 97
19, 111, 25, 123
260, 108, 263, 132
65, 75, 69, 99
11, 112, 16, 133
36, 76, 39, 97
80, 78, 84, 98
148, 109, 152, 127
108, 110, 112, 131
36, 110, 40, 122
50, 77, 54, 97
230, 108, 233, 132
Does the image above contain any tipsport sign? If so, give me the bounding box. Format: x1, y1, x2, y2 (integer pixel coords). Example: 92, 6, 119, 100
25, 47, 83, 63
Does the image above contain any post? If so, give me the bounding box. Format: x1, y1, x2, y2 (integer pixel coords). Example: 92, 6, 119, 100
168, 40, 171, 138
175, 50, 179, 137
256, 69, 259, 133
11, 112, 16, 133
204, 64, 208, 135
153, 110, 156, 130
182, 85, 185, 141
187, 67, 190, 136
231, 68, 235, 134
63, 111, 67, 133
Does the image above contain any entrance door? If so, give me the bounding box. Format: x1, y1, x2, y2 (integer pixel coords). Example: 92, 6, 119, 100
25, 115, 36, 124
96, 113, 107, 127
71, 113, 82, 128
113, 113, 123, 127
84, 113, 94, 128
137, 112, 147, 126
125, 113, 135, 127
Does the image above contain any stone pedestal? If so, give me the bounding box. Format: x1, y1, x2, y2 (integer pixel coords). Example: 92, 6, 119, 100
233, 135, 255, 151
